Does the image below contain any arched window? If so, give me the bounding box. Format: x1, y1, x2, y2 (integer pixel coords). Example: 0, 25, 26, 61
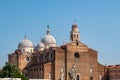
39, 68, 41, 71
30, 49, 32, 52
23, 49, 25, 52
51, 53, 53, 59
77, 34, 79, 38
74, 34, 76, 38
90, 76, 93, 80
76, 75, 80, 80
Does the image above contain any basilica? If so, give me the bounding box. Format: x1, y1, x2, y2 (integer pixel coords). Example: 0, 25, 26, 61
8, 22, 114, 80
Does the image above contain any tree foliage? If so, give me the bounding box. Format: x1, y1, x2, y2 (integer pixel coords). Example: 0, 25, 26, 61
0, 62, 28, 80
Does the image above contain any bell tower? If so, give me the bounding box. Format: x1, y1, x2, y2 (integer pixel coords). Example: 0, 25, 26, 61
70, 22, 80, 42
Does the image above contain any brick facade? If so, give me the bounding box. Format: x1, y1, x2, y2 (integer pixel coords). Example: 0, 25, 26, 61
8, 23, 108, 80
107, 65, 120, 80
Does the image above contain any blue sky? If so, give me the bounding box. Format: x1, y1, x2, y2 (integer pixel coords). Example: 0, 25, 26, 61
0, 0, 120, 68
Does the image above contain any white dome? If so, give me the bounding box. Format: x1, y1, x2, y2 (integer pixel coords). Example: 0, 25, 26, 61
18, 36, 34, 49
41, 26, 57, 47
36, 42, 45, 51
42, 35, 56, 44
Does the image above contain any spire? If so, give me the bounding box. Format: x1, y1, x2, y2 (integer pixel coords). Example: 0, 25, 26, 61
47, 25, 50, 35
74, 19, 76, 24
24, 33, 27, 40
72, 19, 78, 27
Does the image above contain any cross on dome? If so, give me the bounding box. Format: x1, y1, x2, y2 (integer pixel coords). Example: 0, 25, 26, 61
24, 33, 27, 40
47, 25, 50, 35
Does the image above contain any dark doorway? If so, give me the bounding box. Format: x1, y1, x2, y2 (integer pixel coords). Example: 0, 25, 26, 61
76, 75, 80, 80
90, 76, 93, 80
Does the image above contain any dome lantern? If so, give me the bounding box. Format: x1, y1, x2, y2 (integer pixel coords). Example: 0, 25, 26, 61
41, 26, 57, 48
47, 25, 50, 35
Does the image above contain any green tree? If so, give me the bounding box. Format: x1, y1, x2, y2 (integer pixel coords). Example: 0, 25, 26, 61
0, 62, 28, 80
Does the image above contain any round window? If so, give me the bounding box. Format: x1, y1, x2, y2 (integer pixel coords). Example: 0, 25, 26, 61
26, 56, 31, 62
74, 52, 80, 58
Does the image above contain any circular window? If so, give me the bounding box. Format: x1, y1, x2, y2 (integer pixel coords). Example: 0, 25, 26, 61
26, 56, 31, 62
76, 42, 79, 45
74, 52, 80, 58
